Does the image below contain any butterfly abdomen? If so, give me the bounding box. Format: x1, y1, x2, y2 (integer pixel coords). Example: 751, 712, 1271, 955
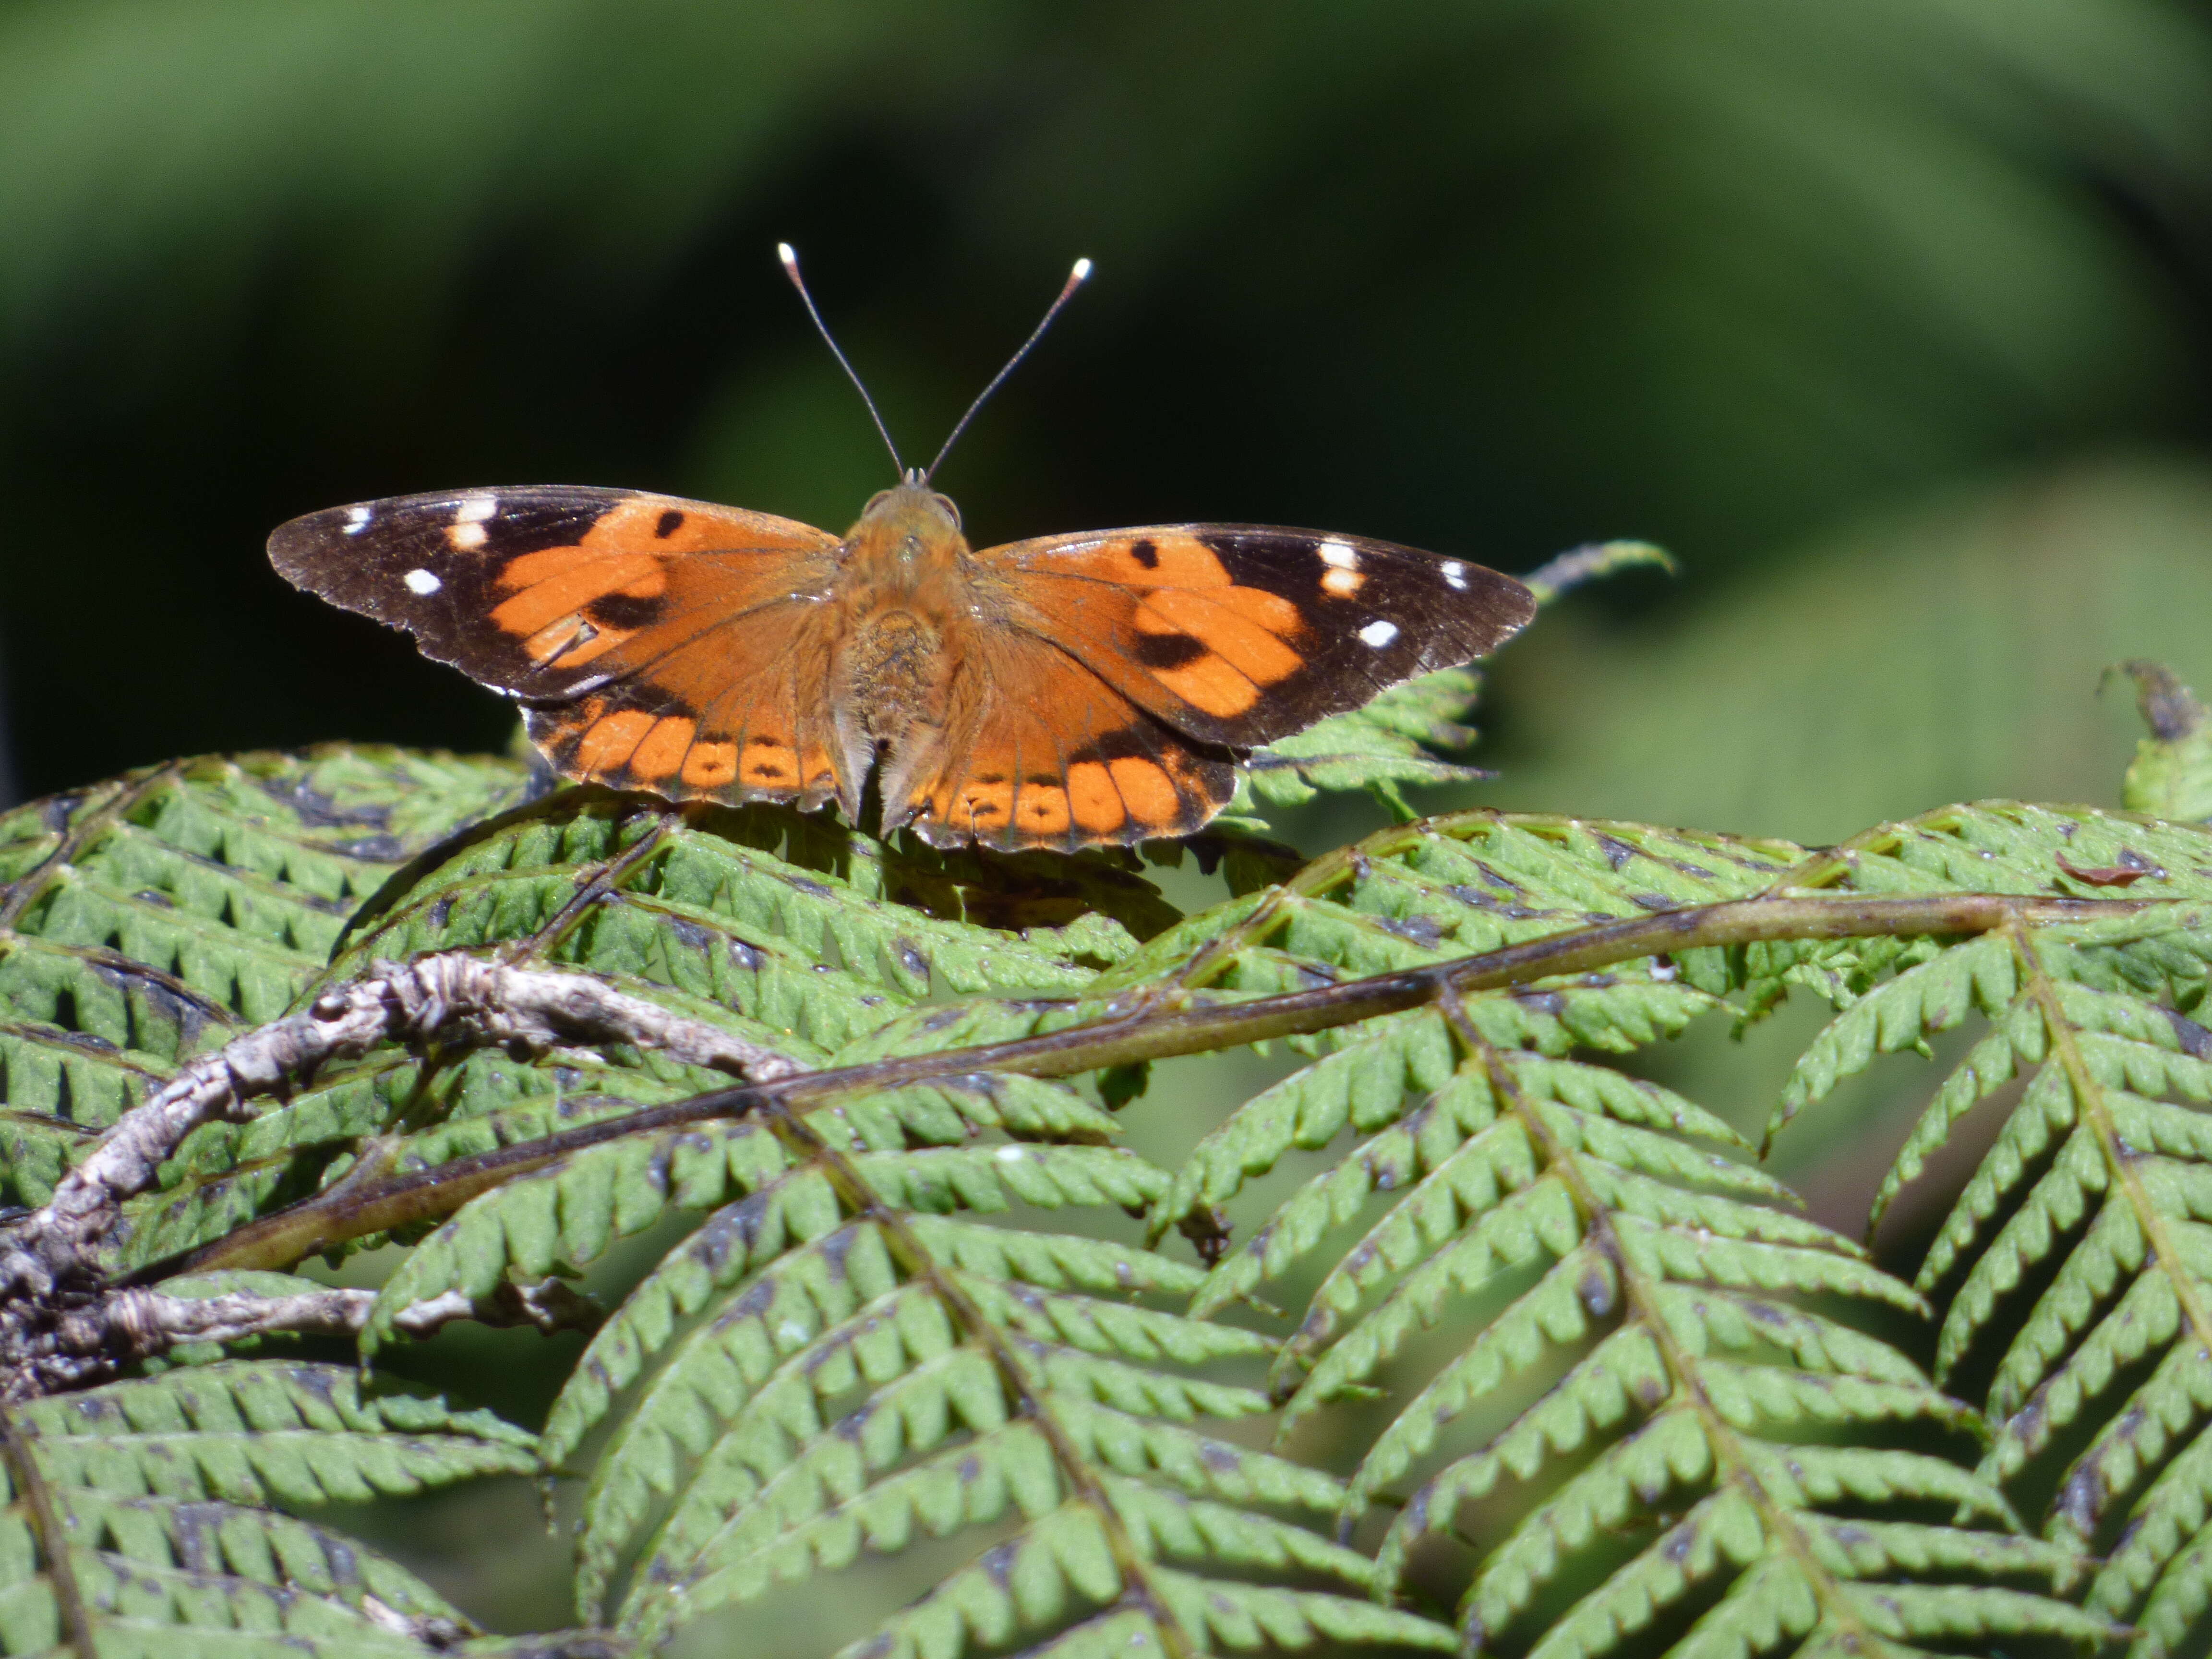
839, 610, 949, 741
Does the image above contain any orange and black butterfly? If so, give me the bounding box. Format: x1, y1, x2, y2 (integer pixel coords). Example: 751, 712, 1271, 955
270, 251, 1534, 852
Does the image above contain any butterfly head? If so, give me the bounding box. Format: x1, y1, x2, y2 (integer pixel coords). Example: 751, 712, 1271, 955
848, 479, 966, 567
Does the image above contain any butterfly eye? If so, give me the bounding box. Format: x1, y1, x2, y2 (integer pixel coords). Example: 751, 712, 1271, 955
931, 493, 962, 530
862, 488, 895, 515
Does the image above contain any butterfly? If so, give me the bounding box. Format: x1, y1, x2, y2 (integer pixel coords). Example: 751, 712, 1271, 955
268, 251, 1535, 853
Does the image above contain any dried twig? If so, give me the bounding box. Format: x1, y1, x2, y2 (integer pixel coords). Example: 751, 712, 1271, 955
0, 952, 794, 1396
189, 889, 2169, 1280
0, 1275, 603, 1400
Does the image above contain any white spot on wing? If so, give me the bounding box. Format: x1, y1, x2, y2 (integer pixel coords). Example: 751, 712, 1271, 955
1358, 619, 1399, 649
455, 494, 498, 523
1322, 567, 1364, 599
1441, 560, 1468, 590
1319, 540, 1359, 570
343, 505, 372, 535
402, 567, 442, 595
448, 521, 488, 551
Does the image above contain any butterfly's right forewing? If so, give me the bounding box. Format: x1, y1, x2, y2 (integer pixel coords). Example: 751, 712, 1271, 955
983, 525, 1534, 749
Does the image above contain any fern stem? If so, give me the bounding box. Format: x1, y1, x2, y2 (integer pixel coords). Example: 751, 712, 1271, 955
1447, 1000, 1884, 1655
177, 890, 2152, 1274
0, 1406, 94, 1659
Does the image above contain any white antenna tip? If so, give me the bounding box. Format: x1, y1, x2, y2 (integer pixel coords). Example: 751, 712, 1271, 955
1071, 257, 1094, 282
777, 242, 799, 268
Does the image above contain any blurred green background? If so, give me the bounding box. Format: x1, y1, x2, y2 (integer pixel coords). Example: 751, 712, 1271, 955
7, 0, 2212, 1636
8, 0, 2212, 826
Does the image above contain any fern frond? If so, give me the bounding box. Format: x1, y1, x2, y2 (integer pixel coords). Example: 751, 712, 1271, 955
1244, 668, 1496, 818
0, 1359, 532, 1659
1767, 810, 2212, 1646
1095, 812, 1807, 1013
1177, 985, 2096, 1659
28, 736, 2212, 1659
17, 1362, 535, 1502
541, 1099, 1451, 1659
0, 748, 527, 1208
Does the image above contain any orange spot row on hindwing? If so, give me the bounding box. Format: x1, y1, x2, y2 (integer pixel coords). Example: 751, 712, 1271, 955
628, 717, 697, 781
941, 756, 1191, 841
573, 708, 656, 773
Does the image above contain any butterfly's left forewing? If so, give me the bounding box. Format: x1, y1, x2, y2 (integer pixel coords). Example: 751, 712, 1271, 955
270, 485, 852, 807
979, 525, 1535, 748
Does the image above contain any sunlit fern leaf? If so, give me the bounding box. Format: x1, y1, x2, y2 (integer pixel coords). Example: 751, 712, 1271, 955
1245, 667, 1496, 818
31, 1485, 474, 1648
1768, 833, 2212, 1648
56, 1484, 458, 1616
0, 748, 529, 1206
1172, 982, 1731, 1329
562, 1215, 1228, 1612
526, 1105, 1457, 1659
1750, 804, 2212, 1025
1214, 1002, 1914, 1467
366, 1116, 1167, 1347
1768, 931, 2022, 1160
0, 1374, 525, 1659
1093, 812, 1807, 1014
107, 778, 1185, 1275
328, 793, 1158, 1003
14, 1362, 536, 1502
2133, 1524, 2212, 1659
1159, 990, 2102, 1659
540, 1213, 1201, 1473
1787, 802, 2212, 902
596, 1286, 1448, 1656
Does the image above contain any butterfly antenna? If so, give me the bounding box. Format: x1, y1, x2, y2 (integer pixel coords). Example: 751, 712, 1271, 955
925, 257, 1093, 483
778, 242, 906, 477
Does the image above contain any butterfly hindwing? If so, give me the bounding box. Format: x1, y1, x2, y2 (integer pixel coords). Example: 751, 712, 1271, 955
521, 600, 848, 809
270, 486, 850, 808
986, 526, 1535, 747
884, 625, 1236, 850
